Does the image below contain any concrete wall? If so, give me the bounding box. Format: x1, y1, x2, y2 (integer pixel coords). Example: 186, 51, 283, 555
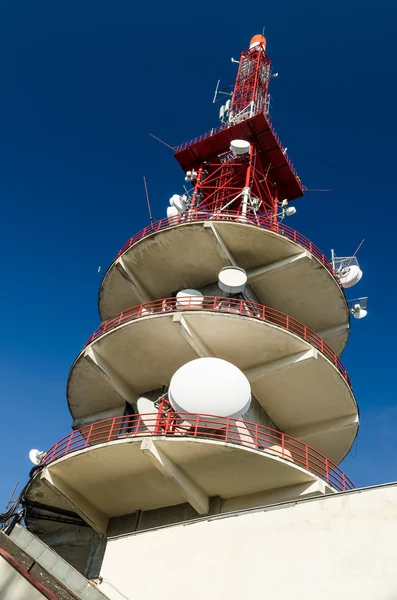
99, 483, 397, 600
0, 555, 46, 600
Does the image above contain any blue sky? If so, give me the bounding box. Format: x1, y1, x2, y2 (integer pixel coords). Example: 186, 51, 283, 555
0, 0, 395, 505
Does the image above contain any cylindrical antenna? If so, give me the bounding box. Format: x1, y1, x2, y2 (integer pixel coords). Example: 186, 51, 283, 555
143, 177, 154, 223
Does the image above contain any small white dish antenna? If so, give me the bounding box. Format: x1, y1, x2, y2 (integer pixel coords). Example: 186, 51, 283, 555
349, 297, 368, 320
176, 289, 203, 309
218, 266, 247, 294
352, 304, 367, 319
230, 139, 250, 155
339, 265, 363, 289
169, 357, 251, 425
167, 206, 179, 219
29, 449, 45, 465
285, 206, 296, 216
185, 170, 197, 183
137, 396, 158, 433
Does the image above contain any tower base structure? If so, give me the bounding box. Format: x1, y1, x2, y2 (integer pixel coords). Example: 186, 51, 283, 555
2, 484, 397, 600
89, 483, 397, 600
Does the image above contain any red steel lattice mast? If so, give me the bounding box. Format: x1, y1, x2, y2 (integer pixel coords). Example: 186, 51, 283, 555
174, 34, 304, 219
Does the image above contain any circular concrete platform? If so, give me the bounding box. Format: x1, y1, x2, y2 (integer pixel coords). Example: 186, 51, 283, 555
68, 301, 358, 463
99, 214, 349, 355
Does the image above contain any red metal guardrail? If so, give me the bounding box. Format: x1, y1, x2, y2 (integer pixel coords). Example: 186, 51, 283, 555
84, 296, 351, 387
41, 412, 355, 492
114, 210, 338, 283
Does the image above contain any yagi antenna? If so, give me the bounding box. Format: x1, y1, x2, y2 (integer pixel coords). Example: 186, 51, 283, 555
143, 176, 154, 223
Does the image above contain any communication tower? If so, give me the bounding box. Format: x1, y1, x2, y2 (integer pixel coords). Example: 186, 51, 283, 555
3, 34, 367, 596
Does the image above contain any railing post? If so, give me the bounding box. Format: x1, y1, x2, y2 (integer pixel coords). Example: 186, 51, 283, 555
85, 424, 94, 447
48, 443, 59, 463
154, 407, 163, 435
342, 472, 346, 491
108, 418, 116, 442
165, 412, 172, 435
281, 433, 285, 458
325, 458, 329, 483
305, 445, 309, 470
64, 433, 73, 456
195, 414, 199, 437
225, 418, 229, 442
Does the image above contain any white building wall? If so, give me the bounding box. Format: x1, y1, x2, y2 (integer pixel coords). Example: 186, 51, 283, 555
0, 555, 46, 600
99, 483, 397, 600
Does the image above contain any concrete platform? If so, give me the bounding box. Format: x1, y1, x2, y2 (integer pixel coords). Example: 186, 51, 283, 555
67, 309, 358, 463
24, 436, 336, 534
98, 219, 349, 354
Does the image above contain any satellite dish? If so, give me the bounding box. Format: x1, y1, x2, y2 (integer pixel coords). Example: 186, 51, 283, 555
137, 396, 158, 433
218, 266, 247, 294
352, 304, 367, 319
176, 289, 203, 309
167, 206, 179, 219
230, 139, 250, 155
29, 449, 45, 465
285, 206, 296, 216
339, 265, 363, 288
169, 357, 251, 426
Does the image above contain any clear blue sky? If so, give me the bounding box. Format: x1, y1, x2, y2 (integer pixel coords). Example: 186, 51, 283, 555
0, 0, 395, 505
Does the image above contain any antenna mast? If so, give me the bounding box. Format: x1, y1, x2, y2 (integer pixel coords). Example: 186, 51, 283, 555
143, 177, 154, 223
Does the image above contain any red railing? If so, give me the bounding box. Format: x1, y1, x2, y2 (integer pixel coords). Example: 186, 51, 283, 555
114, 210, 337, 283
85, 296, 351, 387
40, 412, 355, 492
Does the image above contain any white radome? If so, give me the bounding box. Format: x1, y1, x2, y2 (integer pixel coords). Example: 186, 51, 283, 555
169, 357, 251, 423
29, 449, 45, 465
230, 139, 251, 155
218, 266, 247, 294
339, 265, 363, 289
176, 289, 204, 309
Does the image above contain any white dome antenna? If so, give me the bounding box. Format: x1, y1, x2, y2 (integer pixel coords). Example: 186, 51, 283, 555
169, 357, 251, 425
29, 449, 45, 465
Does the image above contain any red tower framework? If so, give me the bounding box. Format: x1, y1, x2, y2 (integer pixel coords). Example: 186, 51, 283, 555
174, 34, 304, 218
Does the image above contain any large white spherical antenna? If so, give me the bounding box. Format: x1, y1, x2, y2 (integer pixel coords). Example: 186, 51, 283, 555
230, 139, 250, 155
29, 449, 45, 465
218, 266, 247, 294
339, 265, 363, 289
176, 289, 203, 309
169, 357, 251, 424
